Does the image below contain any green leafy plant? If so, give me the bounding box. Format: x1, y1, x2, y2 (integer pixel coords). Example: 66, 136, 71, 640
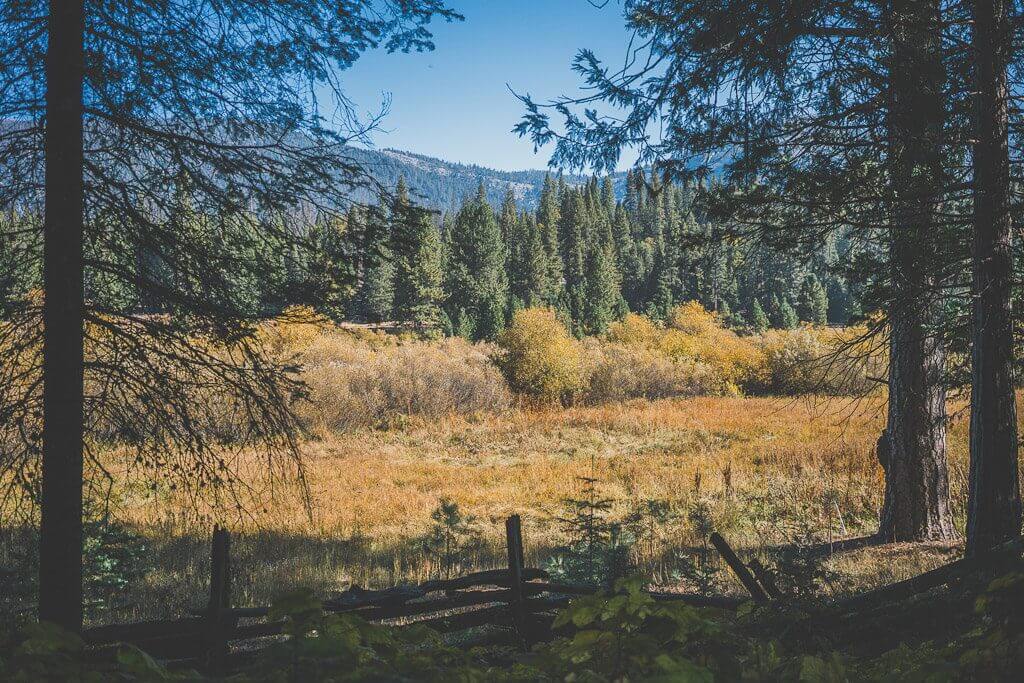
244, 588, 487, 682
532, 576, 720, 682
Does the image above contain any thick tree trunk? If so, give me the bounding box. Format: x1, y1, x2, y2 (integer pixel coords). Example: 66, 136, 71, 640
967, 0, 1022, 555
39, 0, 85, 630
879, 0, 956, 542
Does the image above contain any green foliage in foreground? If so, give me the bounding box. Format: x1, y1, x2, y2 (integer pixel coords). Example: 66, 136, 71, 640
3, 571, 1023, 682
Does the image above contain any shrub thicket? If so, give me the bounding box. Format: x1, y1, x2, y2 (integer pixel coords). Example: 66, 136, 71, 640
257, 303, 884, 433
493, 308, 585, 404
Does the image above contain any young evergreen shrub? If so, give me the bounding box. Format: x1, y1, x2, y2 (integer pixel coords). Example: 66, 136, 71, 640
547, 476, 635, 588
494, 307, 585, 404
420, 498, 482, 580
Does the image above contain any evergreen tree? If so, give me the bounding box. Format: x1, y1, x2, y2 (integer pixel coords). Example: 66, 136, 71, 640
393, 212, 444, 330
796, 274, 829, 325
536, 174, 564, 305
357, 252, 395, 324
443, 183, 509, 340
751, 299, 770, 334
508, 211, 547, 309
779, 299, 799, 330
355, 208, 395, 323
559, 189, 589, 335
583, 217, 624, 335
296, 215, 355, 320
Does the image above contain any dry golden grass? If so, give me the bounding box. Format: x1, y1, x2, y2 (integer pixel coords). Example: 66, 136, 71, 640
87, 392, 993, 623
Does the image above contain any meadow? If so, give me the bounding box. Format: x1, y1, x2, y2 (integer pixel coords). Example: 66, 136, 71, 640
38, 305, 980, 626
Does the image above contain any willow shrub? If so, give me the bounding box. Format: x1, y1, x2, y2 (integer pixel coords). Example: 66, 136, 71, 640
494, 308, 585, 405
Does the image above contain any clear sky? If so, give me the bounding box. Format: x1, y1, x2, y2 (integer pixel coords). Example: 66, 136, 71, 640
338, 0, 637, 172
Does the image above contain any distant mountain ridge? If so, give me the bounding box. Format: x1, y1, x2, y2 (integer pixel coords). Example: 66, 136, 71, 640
341, 145, 628, 212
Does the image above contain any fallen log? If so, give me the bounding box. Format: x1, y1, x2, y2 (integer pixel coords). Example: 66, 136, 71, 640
324, 584, 426, 611
419, 567, 547, 592
828, 535, 1024, 614
710, 533, 769, 603
525, 581, 743, 609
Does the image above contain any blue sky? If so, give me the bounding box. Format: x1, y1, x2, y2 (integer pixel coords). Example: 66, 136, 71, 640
337, 0, 637, 172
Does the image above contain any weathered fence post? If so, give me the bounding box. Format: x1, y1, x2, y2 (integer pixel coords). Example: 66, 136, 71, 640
709, 532, 770, 603
204, 525, 232, 671
505, 515, 528, 646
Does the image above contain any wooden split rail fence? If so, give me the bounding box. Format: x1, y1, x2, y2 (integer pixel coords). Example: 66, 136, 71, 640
80, 516, 1024, 671
81, 515, 749, 668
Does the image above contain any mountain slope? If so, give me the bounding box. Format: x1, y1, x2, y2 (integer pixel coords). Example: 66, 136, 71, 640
342, 146, 626, 211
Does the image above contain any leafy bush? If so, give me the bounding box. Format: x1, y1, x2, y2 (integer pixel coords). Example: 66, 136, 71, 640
583, 342, 725, 402
535, 577, 721, 682
756, 326, 885, 396
494, 308, 585, 404
297, 333, 510, 432
258, 304, 333, 357
659, 302, 766, 393
604, 313, 661, 349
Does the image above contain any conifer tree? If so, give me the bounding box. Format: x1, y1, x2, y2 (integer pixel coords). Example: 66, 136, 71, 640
303, 216, 356, 320
393, 207, 444, 330
796, 274, 829, 325
583, 211, 625, 335
600, 176, 617, 219
536, 174, 564, 305
443, 183, 508, 340
354, 206, 395, 323
559, 189, 589, 335
508, 211, 547, 309
751, 299, 770, 334
357, 249, 395, 324
778, 300, 799, 330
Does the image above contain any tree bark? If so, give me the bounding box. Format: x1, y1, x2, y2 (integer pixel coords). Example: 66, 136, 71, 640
879, 0, 956, 542
967, 0, 1022, 555
39, 0, 85, 630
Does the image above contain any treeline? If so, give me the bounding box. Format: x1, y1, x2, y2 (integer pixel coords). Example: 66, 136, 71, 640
0, 173, 855, 339
346, 171, 857, 338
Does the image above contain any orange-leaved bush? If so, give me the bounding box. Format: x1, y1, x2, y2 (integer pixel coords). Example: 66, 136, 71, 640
494, 308, 584, 404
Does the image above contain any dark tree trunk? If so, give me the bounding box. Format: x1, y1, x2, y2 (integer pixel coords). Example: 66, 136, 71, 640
39, 0, 85, 630
967, 0, 1022, 555
879, 0, 956, 542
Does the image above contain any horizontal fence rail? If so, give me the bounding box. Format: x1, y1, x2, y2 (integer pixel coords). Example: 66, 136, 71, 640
82, 515, 757, 668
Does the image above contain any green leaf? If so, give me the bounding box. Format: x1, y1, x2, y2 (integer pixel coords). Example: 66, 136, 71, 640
19, 622, 84, 655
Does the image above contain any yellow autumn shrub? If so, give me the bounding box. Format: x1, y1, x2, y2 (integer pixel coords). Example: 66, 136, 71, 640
258, 305, 333, 356
495, 308, 585, 404
659, 302, 766, 392
605, 313, 661, 349
756, 325, 886, 395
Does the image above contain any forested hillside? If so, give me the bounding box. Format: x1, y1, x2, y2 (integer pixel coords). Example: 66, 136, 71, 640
340, 146, 623, 211
345, 170, 859, 337
0, 169, 857, 338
